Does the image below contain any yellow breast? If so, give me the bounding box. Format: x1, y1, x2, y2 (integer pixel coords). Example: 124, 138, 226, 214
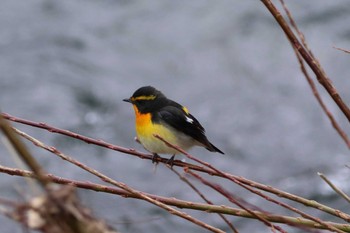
132, 105, 190, 154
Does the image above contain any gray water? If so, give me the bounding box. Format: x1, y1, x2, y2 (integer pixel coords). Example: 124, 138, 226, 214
1, 1, 350, 232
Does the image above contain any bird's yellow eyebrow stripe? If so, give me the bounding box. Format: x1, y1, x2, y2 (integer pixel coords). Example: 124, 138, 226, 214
131, 95, 156, 101
182, 106, 190, 114
131, 95, 190, 114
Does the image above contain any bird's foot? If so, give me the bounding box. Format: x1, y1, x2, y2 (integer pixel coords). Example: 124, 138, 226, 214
152, 153, 160, 164
134, 137, 141, 144
166, 155, 175, 167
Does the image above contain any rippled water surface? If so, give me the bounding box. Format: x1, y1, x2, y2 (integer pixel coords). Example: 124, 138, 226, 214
1, 1, 350, 232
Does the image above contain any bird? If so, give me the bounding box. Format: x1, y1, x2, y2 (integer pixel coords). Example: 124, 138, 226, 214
123, 86, 224, 164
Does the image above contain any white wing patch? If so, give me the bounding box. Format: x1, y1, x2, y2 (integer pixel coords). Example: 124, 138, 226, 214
185, 116, 194, 124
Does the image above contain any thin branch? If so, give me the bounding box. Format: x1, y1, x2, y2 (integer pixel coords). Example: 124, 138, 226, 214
0, 113, 212, 173
154, 134, 347, 233
318, 173, 350, 204
169, 167, 239, 233
333, 46, 350, 54
2, 165, 350, 232
186, 169, 285, 233
0, 198, 18, 207
261, 0, 350, 123
0, 114, 50, 189
1, 113, 119, 233
296, 51, 350, 148
3, 113, 350, 222
13, 127, 225, 233
277, 0, 350, 149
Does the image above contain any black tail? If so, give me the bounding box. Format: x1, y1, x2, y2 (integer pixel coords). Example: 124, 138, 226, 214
206, 142, 224, 154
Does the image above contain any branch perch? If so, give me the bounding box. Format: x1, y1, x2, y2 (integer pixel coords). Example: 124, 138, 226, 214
12, 127, 225, 233
1, 165, 350, 232
2, 112, 350, 223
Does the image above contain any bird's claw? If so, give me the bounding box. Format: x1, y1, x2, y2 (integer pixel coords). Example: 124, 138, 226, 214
152, 153, 160, 164
166, 155, 175, 167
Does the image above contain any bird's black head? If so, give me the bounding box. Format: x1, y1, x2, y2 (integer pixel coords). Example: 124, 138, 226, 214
123, 86, 167, 113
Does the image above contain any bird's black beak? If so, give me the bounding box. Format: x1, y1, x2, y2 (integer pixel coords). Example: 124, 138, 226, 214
123, 98, 132, 103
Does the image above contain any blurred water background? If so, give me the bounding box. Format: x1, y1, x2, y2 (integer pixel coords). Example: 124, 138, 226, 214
1, 1, 350, 232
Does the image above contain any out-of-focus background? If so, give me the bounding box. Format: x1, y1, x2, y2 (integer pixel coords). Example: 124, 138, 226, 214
1, 1, 350, 232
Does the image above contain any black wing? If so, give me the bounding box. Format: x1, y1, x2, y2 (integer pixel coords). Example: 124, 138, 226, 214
156, 105, 224, 154
157, 106, 204, 138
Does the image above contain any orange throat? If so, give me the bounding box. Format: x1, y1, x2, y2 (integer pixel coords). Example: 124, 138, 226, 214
131, 104, 195, 154
133, 105, 152, 128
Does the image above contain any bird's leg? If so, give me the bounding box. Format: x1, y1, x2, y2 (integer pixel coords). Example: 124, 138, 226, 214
134, 136, 141, 144
152, 153, 160, 164
166, 155, 175, 167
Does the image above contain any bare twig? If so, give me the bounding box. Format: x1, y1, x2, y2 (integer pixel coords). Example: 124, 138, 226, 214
2, 113, 350, 222
277, 0, 350, 148
261, 0, 350, 123
169, 167, 238, 233
318, 173, 350, 204
1, 113, 119, 233
154, 134, 347, 233
2, 165, 350, 232
0, 113, 211, 173
186, 169, 285, 233
333, 46, 350, 54
0, 198, 18, 207
295, 50, 350, 148
0, 114, 50, 189
13, 127, 225, 233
